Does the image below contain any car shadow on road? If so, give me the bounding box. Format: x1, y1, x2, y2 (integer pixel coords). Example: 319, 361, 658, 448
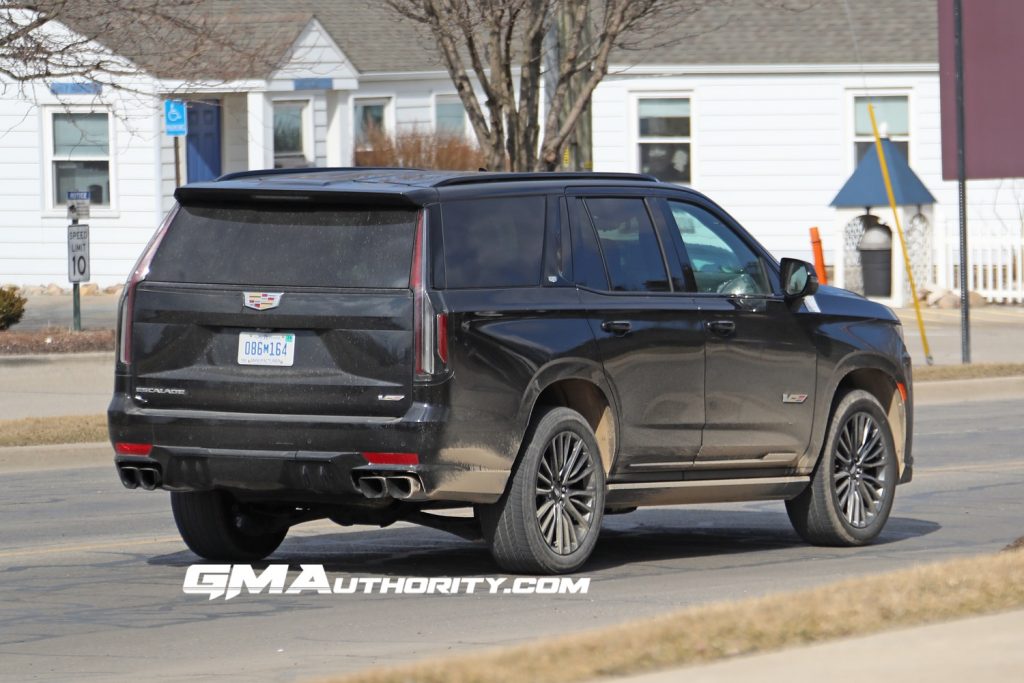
584, 510, 941, 571
146, 508, 940, 576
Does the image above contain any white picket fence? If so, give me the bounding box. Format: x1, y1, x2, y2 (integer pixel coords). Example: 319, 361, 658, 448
934, 220, 1024, 303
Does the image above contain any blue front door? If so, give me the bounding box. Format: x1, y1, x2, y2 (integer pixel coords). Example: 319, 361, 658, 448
186, 101, 222, 183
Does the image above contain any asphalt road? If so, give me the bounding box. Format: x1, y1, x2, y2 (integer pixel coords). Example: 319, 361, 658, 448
10, 293, 1024, 368
1, 398, 1022, 682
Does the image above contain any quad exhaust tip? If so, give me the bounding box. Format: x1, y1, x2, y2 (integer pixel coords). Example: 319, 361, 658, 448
138, 467, 161, 491
355, 474, 423, 500
118, 466, 140, 489
118, 465, 162, 491
386, 475, 422, 500
356, 475, 388, 499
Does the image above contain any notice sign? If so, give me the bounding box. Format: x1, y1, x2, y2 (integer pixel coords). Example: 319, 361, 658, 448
68, 223, 90, 283
67, 190, 91, 221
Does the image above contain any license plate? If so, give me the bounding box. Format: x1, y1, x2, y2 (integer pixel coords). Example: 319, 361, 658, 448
238, 332, 295, 366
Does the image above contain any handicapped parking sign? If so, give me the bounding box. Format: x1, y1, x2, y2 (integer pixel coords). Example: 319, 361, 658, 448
164, 99, 187, 137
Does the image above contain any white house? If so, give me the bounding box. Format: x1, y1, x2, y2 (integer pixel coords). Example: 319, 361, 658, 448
1, 0, 1021, 305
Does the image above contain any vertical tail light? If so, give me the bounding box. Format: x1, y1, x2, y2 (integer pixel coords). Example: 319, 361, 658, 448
436, 312, 449, 365
411, 210, 448, 380
119, 206, 177, 365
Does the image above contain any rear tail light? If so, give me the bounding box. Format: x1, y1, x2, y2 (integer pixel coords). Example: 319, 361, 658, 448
436, 313, 449, 364
115, 442, 153, 456
119, 207, 177, 365
411, 211, 448, 380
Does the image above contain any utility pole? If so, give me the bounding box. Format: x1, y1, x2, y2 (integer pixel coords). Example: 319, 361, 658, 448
543, 3, 593, 172
562, 4, 593, 172
954, 0, 970, 363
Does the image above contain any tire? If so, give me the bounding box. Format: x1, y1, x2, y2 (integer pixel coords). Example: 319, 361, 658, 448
170, 490, 287, 562
786, 389, 898, 546
480, 407, 606, 574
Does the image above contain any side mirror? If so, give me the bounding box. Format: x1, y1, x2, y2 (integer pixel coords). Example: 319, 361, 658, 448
780, 258, 819, 300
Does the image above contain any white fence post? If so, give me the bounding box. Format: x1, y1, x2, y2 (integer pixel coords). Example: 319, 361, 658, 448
945, 219, 1024, 303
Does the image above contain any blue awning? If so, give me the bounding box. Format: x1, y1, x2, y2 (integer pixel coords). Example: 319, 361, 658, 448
831, 138, 936, 208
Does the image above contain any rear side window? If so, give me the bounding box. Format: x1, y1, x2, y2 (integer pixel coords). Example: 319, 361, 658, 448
569, 198, 608, 290
148, 203, 417, 288
441, 196, 545, 288
584, 198, 669, 292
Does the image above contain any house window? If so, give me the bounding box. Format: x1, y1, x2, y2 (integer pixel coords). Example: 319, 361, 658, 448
355, 99, 387, 142
273, 101, 310, 169
435, 95, 466, 136
354, 98, 390, 165
51, 112, 111, 206
637, 97, 690, 184
854, 96, 909, 163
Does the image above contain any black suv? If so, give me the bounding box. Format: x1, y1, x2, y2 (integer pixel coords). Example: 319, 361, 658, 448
109, 169, 912, 574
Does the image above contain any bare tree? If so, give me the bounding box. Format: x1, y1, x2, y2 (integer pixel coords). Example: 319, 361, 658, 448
1, 2, 282, 97
385, 0, 718, 171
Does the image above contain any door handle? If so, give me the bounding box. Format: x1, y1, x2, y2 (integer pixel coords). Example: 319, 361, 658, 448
707, 319, 736, 337
601, 320, 632, 335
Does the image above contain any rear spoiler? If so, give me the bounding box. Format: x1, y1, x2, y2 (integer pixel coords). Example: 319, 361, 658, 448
174, 186, 430, 209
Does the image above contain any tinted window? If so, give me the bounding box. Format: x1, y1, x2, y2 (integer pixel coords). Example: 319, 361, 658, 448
569, 198, 608, 290
667, 201, 770, 295
584, 198, 669, 292
149, 204, 416, 288
442, 196, 545, 288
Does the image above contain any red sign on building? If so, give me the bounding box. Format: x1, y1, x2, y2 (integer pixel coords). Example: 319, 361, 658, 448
939, 0, 1024, 180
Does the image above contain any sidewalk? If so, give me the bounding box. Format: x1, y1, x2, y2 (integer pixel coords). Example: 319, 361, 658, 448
0, 352, 113, 419
7, 294, 1024, 367
896, 305, 1024, 366
1, 344, 1023, 424
8, 294, 1023, 360
600, 608, 1024, 683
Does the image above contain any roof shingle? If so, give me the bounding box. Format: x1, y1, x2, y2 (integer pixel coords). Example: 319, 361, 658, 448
65, 0, 938, 81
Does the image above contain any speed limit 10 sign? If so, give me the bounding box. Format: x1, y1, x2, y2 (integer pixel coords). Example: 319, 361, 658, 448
68, 223, 90, 283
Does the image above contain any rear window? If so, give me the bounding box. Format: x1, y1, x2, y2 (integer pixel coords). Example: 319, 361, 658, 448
441, 196, 545, 288
148, 203, 417, 288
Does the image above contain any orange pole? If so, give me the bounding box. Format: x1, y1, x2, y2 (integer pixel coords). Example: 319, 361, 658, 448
809, 227, 828, 285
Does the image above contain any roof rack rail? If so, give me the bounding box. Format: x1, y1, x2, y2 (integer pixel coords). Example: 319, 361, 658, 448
215, 167, 415, 182
433, 172, 659, 187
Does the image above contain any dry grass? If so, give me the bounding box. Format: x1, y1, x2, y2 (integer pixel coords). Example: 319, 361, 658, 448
1005, 536, 1024, 553
0, 327, 114, 355
0, 415, 108, 447
325, 549, 1024, 683
354, 126, 487, 170
915, 363, 1024, 382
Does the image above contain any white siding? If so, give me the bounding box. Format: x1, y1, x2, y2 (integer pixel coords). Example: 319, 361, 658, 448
592, 68, 1024, 283
221, 93, 249, 175
357, 77, 472, 138
312, 92, 329, 166
6, 46, 1022, 294
272, 20, 357, 87
0, 80, 163, 287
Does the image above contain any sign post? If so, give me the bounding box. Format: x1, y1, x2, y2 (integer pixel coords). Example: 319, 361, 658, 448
953, 0, 970, 364
67, 191, 91, 332
164, 99, 188, 187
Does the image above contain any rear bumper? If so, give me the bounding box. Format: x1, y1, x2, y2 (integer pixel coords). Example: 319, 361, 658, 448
108, 394, 509, 504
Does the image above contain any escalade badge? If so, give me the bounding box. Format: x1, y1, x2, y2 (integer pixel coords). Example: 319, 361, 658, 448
244, 292, 283, 311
